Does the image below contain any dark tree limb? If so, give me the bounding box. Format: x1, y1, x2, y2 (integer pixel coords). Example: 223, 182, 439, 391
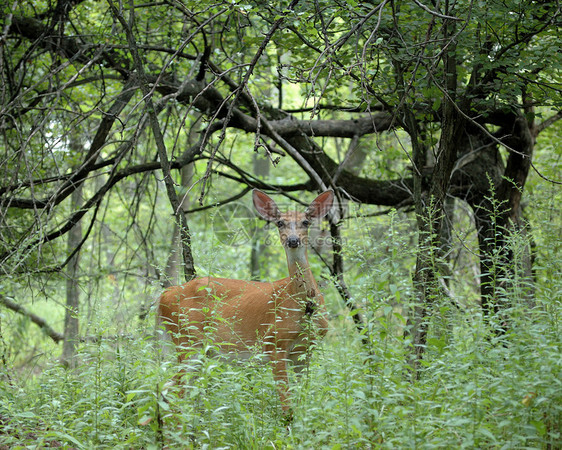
111, 0, 196, 281
0, 295, 64, 344
0, 80, 136, 210
10, 16, 131, 77
329, 220, 366, 340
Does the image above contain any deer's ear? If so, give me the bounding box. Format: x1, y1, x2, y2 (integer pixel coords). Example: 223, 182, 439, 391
253, 189, 281, 221
305, 190, 334, 219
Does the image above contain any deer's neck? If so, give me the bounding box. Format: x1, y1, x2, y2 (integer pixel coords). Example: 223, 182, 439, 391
285, 247, 320, 302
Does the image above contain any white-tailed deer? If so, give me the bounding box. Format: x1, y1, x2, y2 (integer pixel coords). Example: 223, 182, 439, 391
158, 189, 334, 417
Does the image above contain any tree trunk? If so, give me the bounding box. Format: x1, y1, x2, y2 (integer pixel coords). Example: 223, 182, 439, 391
61, 180, 83, 369
446, 109, 535, 332
474, 114, 535, 330
163, 163, 193, 288
250, 152, 270, 280
407, 25, 465, 372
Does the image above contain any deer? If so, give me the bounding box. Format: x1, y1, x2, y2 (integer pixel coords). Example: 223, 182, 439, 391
158, 189, 334, 418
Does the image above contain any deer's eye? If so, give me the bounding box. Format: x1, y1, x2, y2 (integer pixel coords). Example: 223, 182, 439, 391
276, 220, 285, 228
302, 219, 310, 227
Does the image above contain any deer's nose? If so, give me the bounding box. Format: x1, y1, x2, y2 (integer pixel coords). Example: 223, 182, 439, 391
286, 236, 300, 248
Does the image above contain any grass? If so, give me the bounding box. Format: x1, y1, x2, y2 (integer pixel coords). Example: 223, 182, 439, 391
1, 195, 560, 448
1, 295, 560, 448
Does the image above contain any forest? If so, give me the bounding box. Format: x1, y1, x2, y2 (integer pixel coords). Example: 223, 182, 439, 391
1, 0, 561, 447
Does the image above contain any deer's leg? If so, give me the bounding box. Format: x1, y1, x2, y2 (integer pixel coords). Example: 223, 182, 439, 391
169, 335, 206, 399
270, 351, 292, 418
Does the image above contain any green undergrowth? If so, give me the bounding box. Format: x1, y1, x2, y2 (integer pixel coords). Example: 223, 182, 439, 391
1, 294, 560, 449
1, 192, 560, 448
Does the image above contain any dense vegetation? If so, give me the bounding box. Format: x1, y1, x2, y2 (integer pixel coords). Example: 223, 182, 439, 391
1, 0, 561, 447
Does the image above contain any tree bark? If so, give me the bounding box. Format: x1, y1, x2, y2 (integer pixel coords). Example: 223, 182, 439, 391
475, 115, 535, 329
450, 112, 534, 330
250, 152, 270, 281
61, 137, 84, 369
407, 23, 466, 371
163, 163, 193, 288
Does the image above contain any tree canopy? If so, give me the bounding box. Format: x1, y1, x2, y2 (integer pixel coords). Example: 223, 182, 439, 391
3, 0, 561, 341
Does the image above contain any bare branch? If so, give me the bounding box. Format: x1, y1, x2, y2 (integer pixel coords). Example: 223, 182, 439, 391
0, 294, 64, 344
411, 0, 463, 21
536, 110, 562, 135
